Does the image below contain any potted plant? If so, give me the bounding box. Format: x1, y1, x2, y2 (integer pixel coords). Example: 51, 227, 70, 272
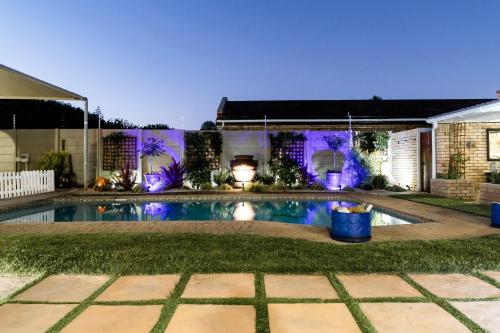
324, 134, 346, 190
330, 204, 373, 243
141, 137, 166, 190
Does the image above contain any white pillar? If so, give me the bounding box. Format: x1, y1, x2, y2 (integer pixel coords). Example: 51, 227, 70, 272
431, 122, 437, 179
83, 98, 89, 189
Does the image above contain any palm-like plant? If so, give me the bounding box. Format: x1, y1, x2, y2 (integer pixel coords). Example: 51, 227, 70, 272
160, 159, 186, 189
112, 165, 137, 191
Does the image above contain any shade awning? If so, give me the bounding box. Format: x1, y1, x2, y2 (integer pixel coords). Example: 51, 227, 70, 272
0, 64, 85, 101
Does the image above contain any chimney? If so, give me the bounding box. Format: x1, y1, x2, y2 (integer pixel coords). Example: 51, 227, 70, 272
497, 90, 500, 99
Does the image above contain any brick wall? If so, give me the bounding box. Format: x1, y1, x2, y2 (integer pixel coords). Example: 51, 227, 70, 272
431, 178, 479, 201
479, 183, 500, 204
391, 129, 417, 190
436, 122, 500, 182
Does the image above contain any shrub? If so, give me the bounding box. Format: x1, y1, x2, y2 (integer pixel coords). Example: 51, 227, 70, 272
254, 172, 275, 185
246, 183, 266, 192
200, 182, 213, 191
112, 165, 137, 191
343, 149, 370, 187
213, 168, 234, 186
371, 174, 388, 190
38, 150, 76, 188
386, 184, 406, 192
160, 159, 186, 190
267, 182, 289, 192
342, 186, 355, 192
309, 182, 326, 191
93, 177, 111, 192
491, 172, 500, 184
184, 131, 222, 188
359, 182, 374, 191
269, 157, 300, 187
131, 183, 145, 193
216, 183, 233, 191
298, 165, 318, 188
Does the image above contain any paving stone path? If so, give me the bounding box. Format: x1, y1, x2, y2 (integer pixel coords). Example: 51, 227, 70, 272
0, 272, 499, 332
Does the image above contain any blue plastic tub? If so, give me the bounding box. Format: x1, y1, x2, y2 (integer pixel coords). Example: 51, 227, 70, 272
491, 203, 500, 228
330, 211, 372, 243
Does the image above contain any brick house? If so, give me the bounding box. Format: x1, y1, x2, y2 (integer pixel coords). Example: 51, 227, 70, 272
216, 97, 500, 201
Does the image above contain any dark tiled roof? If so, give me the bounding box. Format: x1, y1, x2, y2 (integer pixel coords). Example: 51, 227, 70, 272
217, 99, 494, 121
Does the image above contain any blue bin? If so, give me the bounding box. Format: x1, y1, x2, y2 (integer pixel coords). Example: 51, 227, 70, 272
330, 211, 372, 243
492, 203, 500, 228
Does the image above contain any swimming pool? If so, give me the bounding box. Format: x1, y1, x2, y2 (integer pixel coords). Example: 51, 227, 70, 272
0, 200, 418, 227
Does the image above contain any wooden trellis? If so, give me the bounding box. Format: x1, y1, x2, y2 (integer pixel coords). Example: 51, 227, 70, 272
270, 138, 305, 166
102, 136, 137, 170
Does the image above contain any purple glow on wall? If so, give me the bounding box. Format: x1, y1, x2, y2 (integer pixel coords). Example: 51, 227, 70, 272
300, 130, 365, 189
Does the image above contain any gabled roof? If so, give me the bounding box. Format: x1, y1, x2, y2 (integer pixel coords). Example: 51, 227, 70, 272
217, 98, 494, 121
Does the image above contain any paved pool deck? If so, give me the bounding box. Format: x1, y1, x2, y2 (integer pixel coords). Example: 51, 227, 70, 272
1, 272, 499, 332
0, 192, 498, 243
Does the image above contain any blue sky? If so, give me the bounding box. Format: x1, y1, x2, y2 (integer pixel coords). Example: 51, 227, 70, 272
1, 0, 499, 129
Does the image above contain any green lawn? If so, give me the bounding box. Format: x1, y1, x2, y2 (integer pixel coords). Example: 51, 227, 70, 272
1, 233, 499, 275
392, 194, 491, 218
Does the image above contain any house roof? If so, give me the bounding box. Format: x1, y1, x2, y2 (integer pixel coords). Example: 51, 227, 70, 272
217, 98, 494, 121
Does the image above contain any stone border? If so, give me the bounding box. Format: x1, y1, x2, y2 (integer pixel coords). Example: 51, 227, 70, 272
479, 183, 500, 204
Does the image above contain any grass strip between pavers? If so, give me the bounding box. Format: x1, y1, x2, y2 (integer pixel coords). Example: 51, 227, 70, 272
328, 273, 377, 333
0, 273, 48, 306
474, 271, 500, 289
400, 274, 487, 333
46, 275, 118, 333
150, 273, 191, 333
2, 271, 499, 332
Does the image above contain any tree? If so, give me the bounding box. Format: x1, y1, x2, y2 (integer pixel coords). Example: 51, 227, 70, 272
200, 121, 217, 131
371, 95, 383, 100
142, 124, 171, 129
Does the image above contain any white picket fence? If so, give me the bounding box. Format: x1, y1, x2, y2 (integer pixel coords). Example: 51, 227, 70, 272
0, 170, 55, 199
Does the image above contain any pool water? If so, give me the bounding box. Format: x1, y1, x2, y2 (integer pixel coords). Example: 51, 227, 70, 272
0, 200, 417, 227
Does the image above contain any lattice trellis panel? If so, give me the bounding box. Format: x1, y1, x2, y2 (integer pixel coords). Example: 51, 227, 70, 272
271, 140, 305, 166
102, 136, 137, 170
184, 143, 221, 170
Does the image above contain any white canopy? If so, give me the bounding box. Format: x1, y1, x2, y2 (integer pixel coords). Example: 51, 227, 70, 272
0, 64, 85, 100
0, 64, 89, 188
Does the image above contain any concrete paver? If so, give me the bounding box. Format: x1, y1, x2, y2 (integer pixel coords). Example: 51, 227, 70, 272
409, 273, 500, 298
165, 304, 255, 333
360, 302, 470, 333
451, 301, 500, 333
0, 303, 76, 333
268, 303, 361, 333
0, 275, 38, 300
61, 305, 162, 333
96, 275, 180, 301
14, 274, 109, 302
181, 273, 255, 298
265, 274, 338, 299
337, 274, 422, 298
483, 271, 500, 283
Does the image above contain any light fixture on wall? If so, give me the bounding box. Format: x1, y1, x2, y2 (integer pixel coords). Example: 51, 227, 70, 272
465, 141, 476, 149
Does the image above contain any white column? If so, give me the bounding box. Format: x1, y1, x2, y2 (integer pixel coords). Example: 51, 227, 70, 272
431, 122, 437, 179
83, 98, 89, 189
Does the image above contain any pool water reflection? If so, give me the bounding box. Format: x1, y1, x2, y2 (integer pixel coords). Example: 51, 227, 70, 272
0, 200, 417, 226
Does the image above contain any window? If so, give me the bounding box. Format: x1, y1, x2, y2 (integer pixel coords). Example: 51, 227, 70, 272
487, 129, 500, 161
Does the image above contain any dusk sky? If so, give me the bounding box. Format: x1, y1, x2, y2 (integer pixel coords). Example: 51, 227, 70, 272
1, 1, 499, 129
